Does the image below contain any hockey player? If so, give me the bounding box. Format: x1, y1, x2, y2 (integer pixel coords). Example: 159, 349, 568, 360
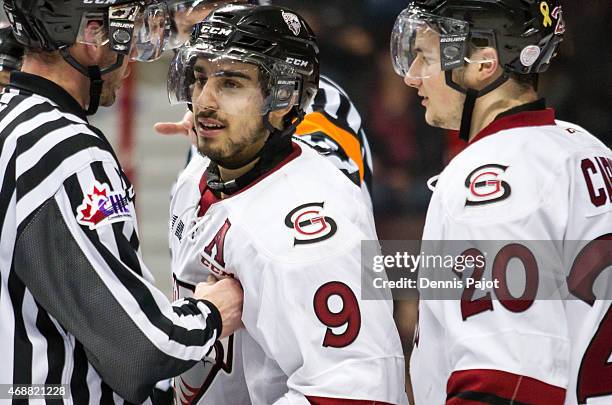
156, 0, 374, 208
391, 0, 611, 404
168, 4, 407, 404
0, 25, 23, 89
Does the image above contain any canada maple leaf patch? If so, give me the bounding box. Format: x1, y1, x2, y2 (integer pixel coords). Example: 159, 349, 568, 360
76, 181, 132, 230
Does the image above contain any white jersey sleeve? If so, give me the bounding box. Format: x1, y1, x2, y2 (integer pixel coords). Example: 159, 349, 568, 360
412, 117, 612, 405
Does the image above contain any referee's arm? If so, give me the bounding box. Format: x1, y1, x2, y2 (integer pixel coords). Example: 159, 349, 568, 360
13, 159, 222, 403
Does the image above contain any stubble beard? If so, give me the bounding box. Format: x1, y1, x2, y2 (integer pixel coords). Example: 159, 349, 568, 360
197, 118, 268, 167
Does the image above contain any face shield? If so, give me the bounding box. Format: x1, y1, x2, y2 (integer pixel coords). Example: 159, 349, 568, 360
391, 6, 472, 79
165, 1, 250, 50
168, 42, 301, 116
75, 1, 172, 62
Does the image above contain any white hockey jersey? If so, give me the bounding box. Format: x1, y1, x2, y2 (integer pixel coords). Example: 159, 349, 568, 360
411, 106, 612, 404
170, 141, 407, 404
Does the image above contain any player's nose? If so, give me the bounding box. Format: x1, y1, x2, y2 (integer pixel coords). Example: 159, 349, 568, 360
194, 81, 219, 110
404, 73, 422, 89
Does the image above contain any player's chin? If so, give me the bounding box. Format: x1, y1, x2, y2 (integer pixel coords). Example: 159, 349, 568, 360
197, 139, 227, 160
424, 110, 454, 130
424, 109, 437, 126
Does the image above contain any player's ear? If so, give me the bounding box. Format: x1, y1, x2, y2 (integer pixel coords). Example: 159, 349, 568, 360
472, 47, 500, 84
464, 47, 500, 90
475, 47, 499, 78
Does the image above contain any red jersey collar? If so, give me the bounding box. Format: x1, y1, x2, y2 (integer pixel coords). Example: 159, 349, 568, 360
197, 142, 302, 216
469, 107, 556, 144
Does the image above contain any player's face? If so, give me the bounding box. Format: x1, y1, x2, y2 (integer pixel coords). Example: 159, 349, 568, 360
191, 58, 269, 167
99, 46, 132, 107
403, 30, 464, 130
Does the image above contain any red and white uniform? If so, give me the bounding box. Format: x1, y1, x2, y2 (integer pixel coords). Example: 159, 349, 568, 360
170, 141, 407, 405
411, 107, 612, 405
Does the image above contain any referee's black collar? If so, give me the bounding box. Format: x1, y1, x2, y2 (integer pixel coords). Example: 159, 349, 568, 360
10, 72, 89, 121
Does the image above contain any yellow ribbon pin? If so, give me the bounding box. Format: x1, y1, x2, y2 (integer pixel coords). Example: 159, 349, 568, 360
540, 1, 552, 27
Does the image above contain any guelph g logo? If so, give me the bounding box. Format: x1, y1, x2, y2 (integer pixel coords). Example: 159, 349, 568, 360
281, 10, 301, 36
465, 164, 511, 206
285, 202, 337, 245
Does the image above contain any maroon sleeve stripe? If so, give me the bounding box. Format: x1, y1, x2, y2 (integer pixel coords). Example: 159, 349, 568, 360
446, 369, 565, 405
306, 396, 394, 405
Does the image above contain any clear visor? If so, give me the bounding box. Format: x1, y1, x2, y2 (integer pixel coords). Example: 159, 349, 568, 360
76, 2, 171, 62
165, 1, 249, 50
168, 45, 300, 116
391, 7, 471, 79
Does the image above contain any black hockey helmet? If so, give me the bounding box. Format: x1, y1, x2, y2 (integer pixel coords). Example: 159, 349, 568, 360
0, 25, 24, 73
3, 0, 167, 114
420, 0, 564, 74
391, 0, 564, 139
168, 3, 319, 120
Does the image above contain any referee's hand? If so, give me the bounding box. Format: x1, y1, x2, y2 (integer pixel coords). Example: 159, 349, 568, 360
194, 276, 244, 339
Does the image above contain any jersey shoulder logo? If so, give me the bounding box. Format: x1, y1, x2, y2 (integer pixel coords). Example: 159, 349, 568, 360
76, 181, 132, 230
464, 164, 511, 206
285, 202, 337, 245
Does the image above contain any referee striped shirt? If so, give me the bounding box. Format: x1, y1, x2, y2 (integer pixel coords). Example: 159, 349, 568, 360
298, 75, 373, 206
0, 72, 222, 404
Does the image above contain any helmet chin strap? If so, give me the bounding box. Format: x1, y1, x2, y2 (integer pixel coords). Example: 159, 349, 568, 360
59, 47, 125, 115
445, 70, 509, 141
205, 110, 304, 195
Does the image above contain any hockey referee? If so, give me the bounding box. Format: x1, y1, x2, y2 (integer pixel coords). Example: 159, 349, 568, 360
0, 0, 243, 403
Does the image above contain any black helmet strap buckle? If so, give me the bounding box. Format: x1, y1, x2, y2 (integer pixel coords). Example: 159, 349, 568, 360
59, 47, 125, 115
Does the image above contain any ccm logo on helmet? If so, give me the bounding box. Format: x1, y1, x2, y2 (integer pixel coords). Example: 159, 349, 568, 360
285, 202, 337, 245
286, 57, 308, 67
465, 164, 511, 206
201, 26, 232, 36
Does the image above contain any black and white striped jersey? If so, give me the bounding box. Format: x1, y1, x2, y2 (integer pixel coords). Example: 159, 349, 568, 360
296, 75, 373, 205
0, 72, 222, 404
